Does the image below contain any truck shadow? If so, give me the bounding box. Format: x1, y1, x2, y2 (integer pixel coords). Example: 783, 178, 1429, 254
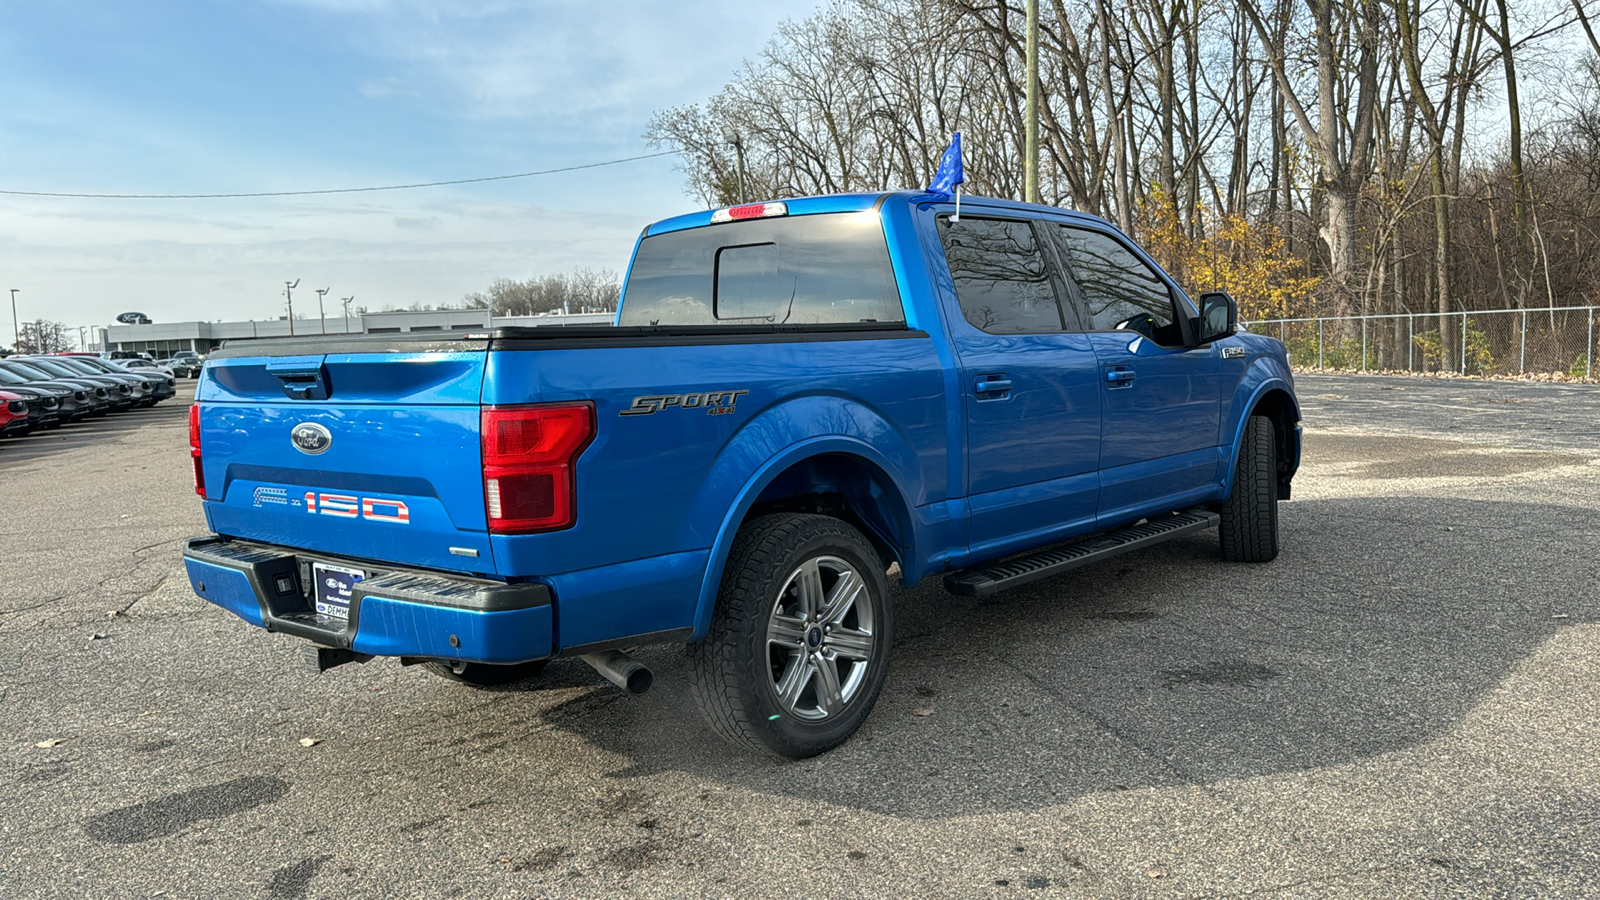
524, 494, 1596, 819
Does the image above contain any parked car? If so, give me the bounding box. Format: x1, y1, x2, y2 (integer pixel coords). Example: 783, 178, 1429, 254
116, 357, 177, 380
0, 390, 31, 436
33, 356, 162, 406
77, 357, 176, 403
169, 352, 204, 379
0, 369, 67, 428
6, 358, 138, 411
96, 357, 176, 398
181, 190, 1301, 759
0, 361, 103, 421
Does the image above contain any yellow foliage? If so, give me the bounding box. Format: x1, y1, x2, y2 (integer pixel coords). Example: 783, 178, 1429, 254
1133, 186, 1318, 322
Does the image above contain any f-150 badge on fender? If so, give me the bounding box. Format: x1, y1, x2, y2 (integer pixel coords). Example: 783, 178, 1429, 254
621, 390, 749, 417
290, 422, 332, 454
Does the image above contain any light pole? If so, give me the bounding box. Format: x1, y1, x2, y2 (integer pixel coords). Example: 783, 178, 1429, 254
316, 288, 329, 334
284, 279, 299, 336
342, 296, 355, 333
1023, 0, 1040, 204
721, 127, 749, 204
9, 289, 18, 354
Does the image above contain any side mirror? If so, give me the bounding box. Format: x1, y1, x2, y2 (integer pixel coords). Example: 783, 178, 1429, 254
1194, 291, 1237, 345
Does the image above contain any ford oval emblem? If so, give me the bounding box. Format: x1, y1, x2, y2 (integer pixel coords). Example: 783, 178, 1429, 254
290, 422, 332, 455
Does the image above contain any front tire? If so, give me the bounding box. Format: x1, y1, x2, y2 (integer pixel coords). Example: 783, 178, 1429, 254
686, 513, 893, 759
1220, 414, 1279, 562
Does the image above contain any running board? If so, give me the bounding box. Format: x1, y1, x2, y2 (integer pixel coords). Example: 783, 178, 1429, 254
944, 508, 1220, 599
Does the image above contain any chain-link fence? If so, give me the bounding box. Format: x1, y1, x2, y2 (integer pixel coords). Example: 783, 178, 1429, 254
1248, 306, 1599, 379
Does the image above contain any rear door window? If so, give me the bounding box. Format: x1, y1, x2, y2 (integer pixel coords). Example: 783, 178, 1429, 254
619, 213, 903, 326
937, 217, 1078, 334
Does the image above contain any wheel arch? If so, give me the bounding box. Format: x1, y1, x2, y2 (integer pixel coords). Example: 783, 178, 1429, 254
1222, 382, 1301, 501
689, 439, 919, 642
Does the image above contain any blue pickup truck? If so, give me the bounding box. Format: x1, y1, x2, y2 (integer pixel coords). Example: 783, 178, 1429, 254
182, 191, 1301, 758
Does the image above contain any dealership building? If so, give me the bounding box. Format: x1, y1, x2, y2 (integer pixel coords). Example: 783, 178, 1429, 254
100, 309, 614, 357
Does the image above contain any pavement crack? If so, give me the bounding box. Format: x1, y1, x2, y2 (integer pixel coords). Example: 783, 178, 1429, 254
131, 536, 189, 557
0, 594, 71, 618
117, 577, 169, 617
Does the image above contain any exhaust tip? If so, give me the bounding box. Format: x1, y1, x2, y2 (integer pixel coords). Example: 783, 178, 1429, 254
623, 666, 652, 695
581, 650, 652, 696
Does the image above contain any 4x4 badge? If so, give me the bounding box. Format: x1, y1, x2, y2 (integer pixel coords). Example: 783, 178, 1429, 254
291, 422, 332, 455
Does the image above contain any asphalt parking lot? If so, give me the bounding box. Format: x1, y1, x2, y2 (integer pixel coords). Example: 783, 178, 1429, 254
2, 373, 1597, 898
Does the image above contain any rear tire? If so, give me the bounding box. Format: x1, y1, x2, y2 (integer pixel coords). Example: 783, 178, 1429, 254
422, 659, 548, 687
686, 513, 893, 759
1220, 414, 1279, 562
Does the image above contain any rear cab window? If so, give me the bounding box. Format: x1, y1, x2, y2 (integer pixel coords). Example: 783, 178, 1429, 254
936, 216, 1082, 334
618, 213, 903, 326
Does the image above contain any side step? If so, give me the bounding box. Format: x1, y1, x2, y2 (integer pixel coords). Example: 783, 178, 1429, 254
944, 508, 1220, 599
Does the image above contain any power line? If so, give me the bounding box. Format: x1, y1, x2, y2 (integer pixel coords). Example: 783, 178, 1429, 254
0, 150, 678, 200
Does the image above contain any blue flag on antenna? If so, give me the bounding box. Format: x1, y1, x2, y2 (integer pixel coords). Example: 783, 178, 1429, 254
927, 132, 963, 195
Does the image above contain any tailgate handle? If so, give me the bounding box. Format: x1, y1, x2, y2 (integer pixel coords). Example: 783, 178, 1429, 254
266, 357, 331, 401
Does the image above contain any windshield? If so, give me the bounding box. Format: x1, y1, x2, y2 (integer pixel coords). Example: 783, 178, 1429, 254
619, 212, 902, 327
0, 367, 33, 385
25, 359, 89, 378
4, 362, 56, 380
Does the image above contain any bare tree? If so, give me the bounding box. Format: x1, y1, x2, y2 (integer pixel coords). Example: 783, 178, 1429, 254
640, 0, 1600, 377
17, 319, 73, 354
1242, 0, 1382, 319
461, 269, 621, 317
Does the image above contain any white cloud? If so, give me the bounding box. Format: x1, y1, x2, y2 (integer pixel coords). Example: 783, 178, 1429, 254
274, 0, 819, 124
357, 76, 412, 98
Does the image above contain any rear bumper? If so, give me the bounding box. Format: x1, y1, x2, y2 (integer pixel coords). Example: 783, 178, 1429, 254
182, 536, 553, 664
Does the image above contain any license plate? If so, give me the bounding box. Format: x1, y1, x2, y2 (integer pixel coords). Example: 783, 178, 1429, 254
313, 562, 364, 619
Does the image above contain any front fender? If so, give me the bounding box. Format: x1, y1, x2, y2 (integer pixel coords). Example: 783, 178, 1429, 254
685, 393, 928, 641
1218, 352, 1301, 496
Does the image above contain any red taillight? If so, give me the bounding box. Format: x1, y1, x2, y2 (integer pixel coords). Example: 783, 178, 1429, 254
482, 403, 594, 533
188, 403, 206, 498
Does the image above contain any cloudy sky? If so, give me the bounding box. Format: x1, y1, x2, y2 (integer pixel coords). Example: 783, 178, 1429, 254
0, 0, 820, 334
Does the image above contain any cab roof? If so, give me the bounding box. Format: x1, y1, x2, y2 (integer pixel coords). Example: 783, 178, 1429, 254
643, 190, 1118, 236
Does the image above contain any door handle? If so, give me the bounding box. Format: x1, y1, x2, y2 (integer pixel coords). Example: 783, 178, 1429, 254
1105, 367, 1136, 387
974, 374, 1013, 400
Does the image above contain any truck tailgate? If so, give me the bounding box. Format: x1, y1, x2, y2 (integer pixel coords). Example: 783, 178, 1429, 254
197, 350, 494, 576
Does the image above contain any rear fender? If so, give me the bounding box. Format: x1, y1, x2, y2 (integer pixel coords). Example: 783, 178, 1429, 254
687, 395, 925, 641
